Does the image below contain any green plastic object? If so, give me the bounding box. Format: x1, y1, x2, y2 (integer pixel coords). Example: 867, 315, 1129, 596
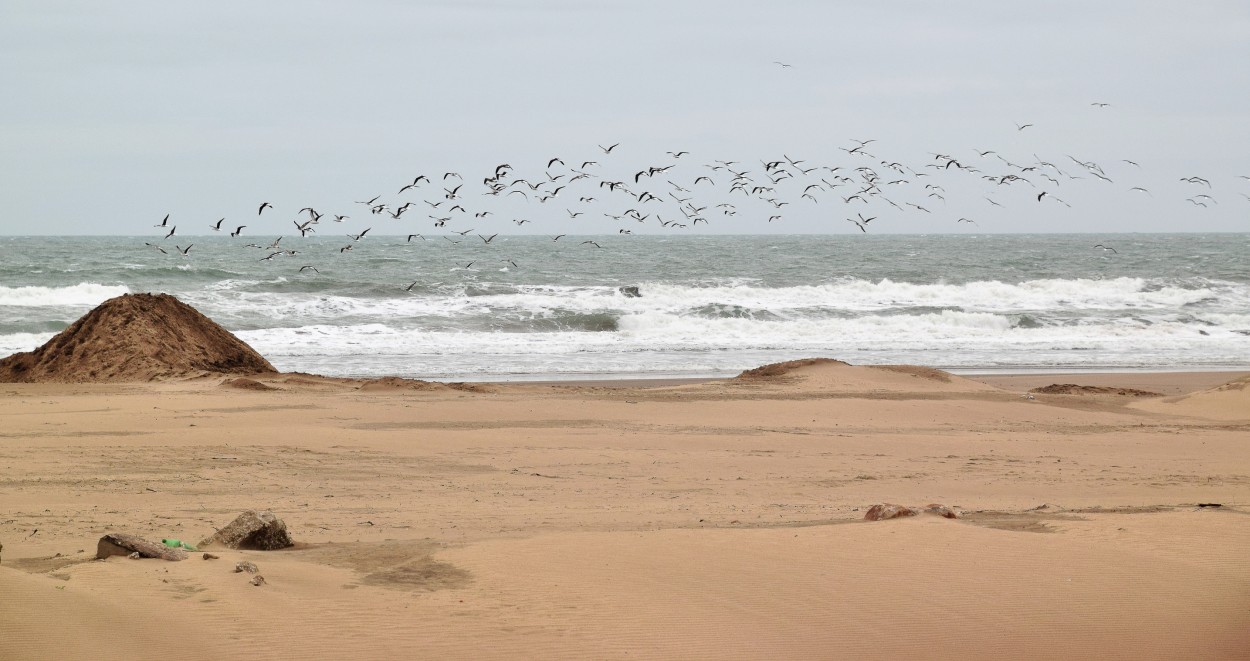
161, 538, 198, 551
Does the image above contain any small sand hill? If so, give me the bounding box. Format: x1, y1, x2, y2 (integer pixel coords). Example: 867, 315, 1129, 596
356, 376, 496, 393
1132, 374, 1250, 420
733, 358, 1000, 395
1030, 384, 1162, 397
0, 292, 276, 383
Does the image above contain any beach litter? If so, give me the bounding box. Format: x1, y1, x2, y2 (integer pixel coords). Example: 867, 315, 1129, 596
162, 538, 198, 551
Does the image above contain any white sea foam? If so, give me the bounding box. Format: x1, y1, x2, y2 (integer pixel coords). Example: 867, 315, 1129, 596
0, 283, 129, 307
184, 276, 1247, 326
229, 301, 1250, 378
0, 332, 56, 356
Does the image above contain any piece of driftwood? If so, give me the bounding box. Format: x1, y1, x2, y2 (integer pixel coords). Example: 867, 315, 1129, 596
96, 533, 187, 561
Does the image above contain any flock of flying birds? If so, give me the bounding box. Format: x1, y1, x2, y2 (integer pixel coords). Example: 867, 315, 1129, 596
144, 106, 1249, 282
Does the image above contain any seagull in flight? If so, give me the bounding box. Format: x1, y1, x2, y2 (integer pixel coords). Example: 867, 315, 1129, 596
1093, 244, 1118, 254
210, 218, 224, 232
599, 143, 620, 154
1015, 123, 1033, 131
772, 61, 793, 68
258, 202, 272, 215
154, 214, 170, 228
230, 226, 246, 237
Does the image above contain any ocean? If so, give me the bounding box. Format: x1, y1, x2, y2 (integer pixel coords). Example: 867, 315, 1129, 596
1, 234, 1247, 380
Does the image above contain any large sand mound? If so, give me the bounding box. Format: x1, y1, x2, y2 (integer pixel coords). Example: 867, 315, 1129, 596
0, 292, 276, 383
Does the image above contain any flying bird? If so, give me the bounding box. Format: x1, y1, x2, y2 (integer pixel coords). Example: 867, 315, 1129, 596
258, 202, 272, 214
210, 218, 224, 231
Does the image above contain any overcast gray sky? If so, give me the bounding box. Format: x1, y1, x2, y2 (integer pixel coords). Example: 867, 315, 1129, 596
2, 1, 1248, 236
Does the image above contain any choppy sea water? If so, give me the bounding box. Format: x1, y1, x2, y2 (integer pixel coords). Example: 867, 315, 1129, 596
1, 234, 1247, 380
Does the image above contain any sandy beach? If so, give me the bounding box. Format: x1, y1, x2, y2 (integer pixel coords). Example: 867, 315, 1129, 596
2, 360, 1248, 660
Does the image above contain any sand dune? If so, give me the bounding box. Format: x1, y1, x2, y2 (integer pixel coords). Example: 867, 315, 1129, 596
1132, 374, 1250, 421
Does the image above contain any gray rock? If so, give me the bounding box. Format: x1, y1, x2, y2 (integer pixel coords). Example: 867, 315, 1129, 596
863, 503, 919, 521
201, 510, 294, 550
923, 503, 959, 519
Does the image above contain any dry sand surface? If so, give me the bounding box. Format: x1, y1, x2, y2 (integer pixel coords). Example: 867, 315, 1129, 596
3, 360, 1249, 660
